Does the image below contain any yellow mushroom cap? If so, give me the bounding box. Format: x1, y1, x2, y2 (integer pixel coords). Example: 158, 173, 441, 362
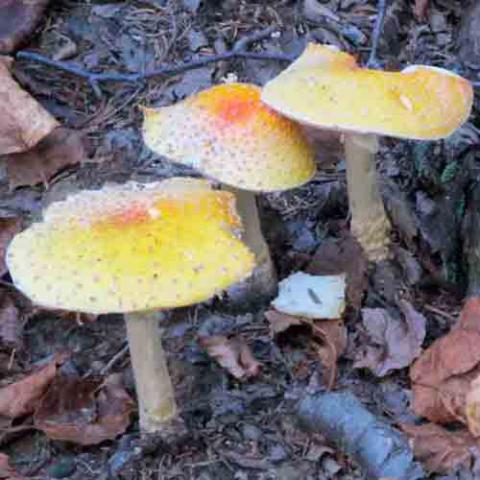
6, 178, 255, 314
261, 43, 473, 140
142, 83, 316, 192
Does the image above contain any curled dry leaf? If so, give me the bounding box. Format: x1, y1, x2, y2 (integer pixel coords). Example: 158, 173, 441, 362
198, 335, 261, 381
0, 0, 50, 53
34, 373, 133, 445
401, 423, 477, 474
355, 300, 426, 377
4, 128, 85, 188
307, 235, 368, 310
0, 453, 23, 480
413, 0, 429, 20
0, 57, 58, 155
0, 217, 21, 276
466, 374, 480, 437
0, 354, 65, 418
410, 297, 480, 426
265, 309, 347, 389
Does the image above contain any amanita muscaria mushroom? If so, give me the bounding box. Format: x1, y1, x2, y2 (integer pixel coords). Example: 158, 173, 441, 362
6, 177, 255, 433
142, 83, 315, 304
261, 43, 473, 261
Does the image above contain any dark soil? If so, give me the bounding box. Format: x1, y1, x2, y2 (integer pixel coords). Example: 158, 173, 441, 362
0, 0, 479, 479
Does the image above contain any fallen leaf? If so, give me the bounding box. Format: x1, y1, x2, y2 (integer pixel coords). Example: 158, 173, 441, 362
0, 453, 23, 479
466, 374, 480, 437
401, 423, 476, 474
198, 335, 261, 381
34, 373, 133, 445
0, 217, 21, 276
410, 297, 480, 425
0, 355, 63, 418
272, 272, 346, 319
265, 309, 346, 388
0, 288, 22, 348
5, 127, 85, 188
307, 235, 368, 310
413, 0, 429, 20
0, 0, 50, 53
0, 57, 58, 155
355, 300, 426, 377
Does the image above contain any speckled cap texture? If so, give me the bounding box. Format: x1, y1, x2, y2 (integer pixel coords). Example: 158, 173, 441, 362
6, 177, 255, 314
142, 83, 316, 191
261, 43, 473, 140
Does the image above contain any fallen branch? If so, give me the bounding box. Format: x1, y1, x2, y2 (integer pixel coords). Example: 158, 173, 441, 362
367, 0, 388, 68
14, 26, 293, 97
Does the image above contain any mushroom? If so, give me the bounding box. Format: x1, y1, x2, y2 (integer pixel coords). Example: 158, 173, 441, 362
6, 177, 255, 433
261, 43, 473, 261
142, 82, 316, 304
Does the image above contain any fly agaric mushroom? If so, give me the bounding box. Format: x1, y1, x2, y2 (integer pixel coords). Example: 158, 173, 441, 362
261, 44, 473, 261
142, 83, 315, 304
6, 177, 255, 433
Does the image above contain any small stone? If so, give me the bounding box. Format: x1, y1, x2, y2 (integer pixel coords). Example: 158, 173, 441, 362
269, 444, 289, 463
48, 459, 76, 479
242, 423, 262, 441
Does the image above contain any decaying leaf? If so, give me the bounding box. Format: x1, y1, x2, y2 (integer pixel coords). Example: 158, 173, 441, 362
5, 128, 85, 188
0, 453, 23, 480
410, 297, 480, 425
354, 300, 426, 377
0, 0, 50, 53
34, 373, 133, 445
0, 355, 63, 418
272, 272, 346, 319
265, 309, 347, 389
0, 288, 22, 348
413, 0, 429, 20
198, 335, 261, 381
307, 235, 368, 310
466, 374, 480, 437
0, 57, 58, 155
401, 423, 477, 474
0, 217, 21, 276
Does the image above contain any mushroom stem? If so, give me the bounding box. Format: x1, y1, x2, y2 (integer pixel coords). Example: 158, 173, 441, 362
124, 312, 177, 433
344, 133, 390, 261
225, 187, 277, 306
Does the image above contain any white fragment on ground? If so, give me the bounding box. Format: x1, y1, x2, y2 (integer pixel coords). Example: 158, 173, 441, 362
272, 272, 346, 319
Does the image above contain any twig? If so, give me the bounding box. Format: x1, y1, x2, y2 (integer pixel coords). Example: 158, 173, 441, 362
14, 27, 293, 97
367, 0, 388, 68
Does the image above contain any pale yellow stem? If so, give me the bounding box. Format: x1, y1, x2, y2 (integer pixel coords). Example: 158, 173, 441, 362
225, 187, 277, 305
344, 133, 390, 261
124, 312, 177, 433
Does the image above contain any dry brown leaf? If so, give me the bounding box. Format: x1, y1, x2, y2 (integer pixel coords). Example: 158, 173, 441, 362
307, 235, 368, 310
413, 0, 429, 20
34, 373, 133, 445
5, 127, 85, 188
0, 288, 22, 348
198, 335, 261, 381
265, 309, 347, 388
0, 217, 21, 276
410, 297, 480, 425
0, 355, 63, 418
0, 57, 58, 155
0, 453, 23, 480
401, 423, 476, 474
0, 0, 50, 53
355, 300, 426, 377
466, 374, 480, 437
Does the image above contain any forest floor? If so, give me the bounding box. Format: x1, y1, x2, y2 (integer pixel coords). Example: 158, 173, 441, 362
1, 0, 480, 479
